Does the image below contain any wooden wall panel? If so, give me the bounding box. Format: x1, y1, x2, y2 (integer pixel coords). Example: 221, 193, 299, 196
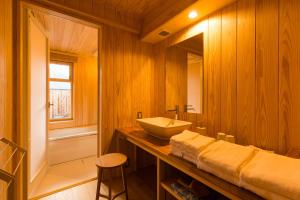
165, 46, 187, 111
154, 0, 300, 153
0, 0, 13, 140
101, 25, 154, 154
255, 0, 279, 151
236, 0, 256, 145
279, 0, 300, 153
207, 12, 222, 137
220, 3, 237, 136
76, 56, 98, 126
153, 42, 167, 117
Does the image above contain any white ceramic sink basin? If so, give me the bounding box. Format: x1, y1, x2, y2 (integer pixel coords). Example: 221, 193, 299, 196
136, 117, 192, 139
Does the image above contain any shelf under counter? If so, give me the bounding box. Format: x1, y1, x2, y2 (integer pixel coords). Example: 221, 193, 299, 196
116, 127, 264, 200
160, 179, 183, 200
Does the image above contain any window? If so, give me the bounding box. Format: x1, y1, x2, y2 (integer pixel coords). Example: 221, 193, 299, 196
49, 62, 73, 120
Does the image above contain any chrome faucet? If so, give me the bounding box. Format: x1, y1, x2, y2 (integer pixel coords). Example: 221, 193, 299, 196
167, 105, 179, 120
184, 105, 195, 112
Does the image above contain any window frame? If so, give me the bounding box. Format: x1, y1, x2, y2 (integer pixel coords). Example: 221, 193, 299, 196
48, 60, 74, 121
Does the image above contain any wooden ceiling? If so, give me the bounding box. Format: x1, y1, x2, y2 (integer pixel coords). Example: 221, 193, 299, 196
98, 0, 236, 43
94, 0, 197, 21
33, 10, 98, 56
141, 0, 237, 43
29, 0, 237, 44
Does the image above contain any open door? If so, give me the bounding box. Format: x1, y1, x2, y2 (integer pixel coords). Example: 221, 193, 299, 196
27, 10, 49, 192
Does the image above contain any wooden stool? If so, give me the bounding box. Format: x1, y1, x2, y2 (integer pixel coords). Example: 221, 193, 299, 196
95, 153, 128, 200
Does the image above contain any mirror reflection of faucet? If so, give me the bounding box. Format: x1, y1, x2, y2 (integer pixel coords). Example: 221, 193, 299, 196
167, 105, 179, 120
184, 105, 195, 112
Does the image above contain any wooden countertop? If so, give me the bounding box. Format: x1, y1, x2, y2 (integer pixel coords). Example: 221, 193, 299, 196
116, 127, 264, 200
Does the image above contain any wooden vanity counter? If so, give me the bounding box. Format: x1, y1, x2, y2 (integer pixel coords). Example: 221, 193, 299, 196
116, 127, 264, 200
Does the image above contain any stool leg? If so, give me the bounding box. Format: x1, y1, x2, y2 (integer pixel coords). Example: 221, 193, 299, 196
109, 169, 113, 200
121, 165, 128, 200
95, 167, 103, 200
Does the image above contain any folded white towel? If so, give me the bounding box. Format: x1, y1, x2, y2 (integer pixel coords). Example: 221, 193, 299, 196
240, 151, 300, 200
182, 134, 215, 154
197, 140, 255, 185
170, 131, 215, 165
171, 149, 198, 165
170, 130, 199, 145
171, 135, 215, 155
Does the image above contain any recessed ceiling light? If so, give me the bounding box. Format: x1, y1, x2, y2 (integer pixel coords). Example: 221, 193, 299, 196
188, 11, 198, 19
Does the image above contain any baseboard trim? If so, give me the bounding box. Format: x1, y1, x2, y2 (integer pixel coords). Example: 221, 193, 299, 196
29, 177, 97, 200
29, 161, 48, 198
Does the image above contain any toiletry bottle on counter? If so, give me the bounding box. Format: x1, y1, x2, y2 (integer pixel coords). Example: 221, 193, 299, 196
217, 132, 226, 140
225, 135, 235, 143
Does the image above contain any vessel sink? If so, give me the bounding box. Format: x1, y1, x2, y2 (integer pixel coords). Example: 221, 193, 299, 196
136, 117, 192, 139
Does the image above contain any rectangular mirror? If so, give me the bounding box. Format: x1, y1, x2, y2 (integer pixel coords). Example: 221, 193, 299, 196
165, 33, 204, 114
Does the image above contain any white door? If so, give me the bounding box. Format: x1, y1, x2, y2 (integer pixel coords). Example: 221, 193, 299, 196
28, 12, 48, 183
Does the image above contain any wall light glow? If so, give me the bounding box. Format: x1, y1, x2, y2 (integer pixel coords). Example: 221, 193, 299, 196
188, 11, 198, 19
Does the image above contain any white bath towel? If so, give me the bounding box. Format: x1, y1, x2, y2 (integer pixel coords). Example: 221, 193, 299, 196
171, 134, 215, 154
197, 140, 255, 185
170, 130, 199, 145
181, 134, 215, 155
170, 132, 215, 165
240, 151, 300, 200
171, 149, 198, 165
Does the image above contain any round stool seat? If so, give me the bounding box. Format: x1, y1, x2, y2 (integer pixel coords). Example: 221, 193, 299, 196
96, 153, 127, 168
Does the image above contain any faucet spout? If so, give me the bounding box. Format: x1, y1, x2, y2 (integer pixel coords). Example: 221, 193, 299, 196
167, 105, 179, 120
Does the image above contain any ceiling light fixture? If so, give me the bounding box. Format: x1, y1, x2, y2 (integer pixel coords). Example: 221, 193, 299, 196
188, 11, 198, 19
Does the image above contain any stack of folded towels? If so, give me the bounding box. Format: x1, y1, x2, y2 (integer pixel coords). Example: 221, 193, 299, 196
170, 130, 300, 200
170, 130, 215, 165
240, 150, 300, 200
197, 140, 255, 185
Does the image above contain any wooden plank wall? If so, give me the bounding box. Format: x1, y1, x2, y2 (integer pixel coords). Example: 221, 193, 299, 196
49, 56, 98, 130
101, 25, 155, 154
165, 46, 187, 111
0, 0, 13, 140
154, 0, 300, 153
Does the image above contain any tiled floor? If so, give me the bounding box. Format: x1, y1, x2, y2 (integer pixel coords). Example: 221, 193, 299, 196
30, 156, 97, 199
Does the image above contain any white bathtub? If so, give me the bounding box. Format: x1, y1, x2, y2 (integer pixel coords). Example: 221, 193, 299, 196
48, 126, 98, 165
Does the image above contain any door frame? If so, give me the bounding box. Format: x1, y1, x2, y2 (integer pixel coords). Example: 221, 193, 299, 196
16, 1, 102, 198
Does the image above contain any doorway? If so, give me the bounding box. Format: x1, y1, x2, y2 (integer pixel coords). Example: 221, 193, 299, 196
19, 3, 101, 199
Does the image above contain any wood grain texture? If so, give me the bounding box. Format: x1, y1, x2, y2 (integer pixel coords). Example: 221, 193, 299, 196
279, 0, 300, 153
100, 25, 155, 154
236, 0, 256, 145
153, 0, 300, 153
255, 0, 279, 151
153, 42, 167, 117
117, 127, 264, 200
220, 3, 237, 136
142, 0, 237, 43
49, 56, 98, 130
0, 0, 13, 140
33, 10, 98, 56
95, 0, 192, 18
141, 0, 197, 37
165, 46, 187, 111
24, 0, 140, 33
207, 12, 222, 137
